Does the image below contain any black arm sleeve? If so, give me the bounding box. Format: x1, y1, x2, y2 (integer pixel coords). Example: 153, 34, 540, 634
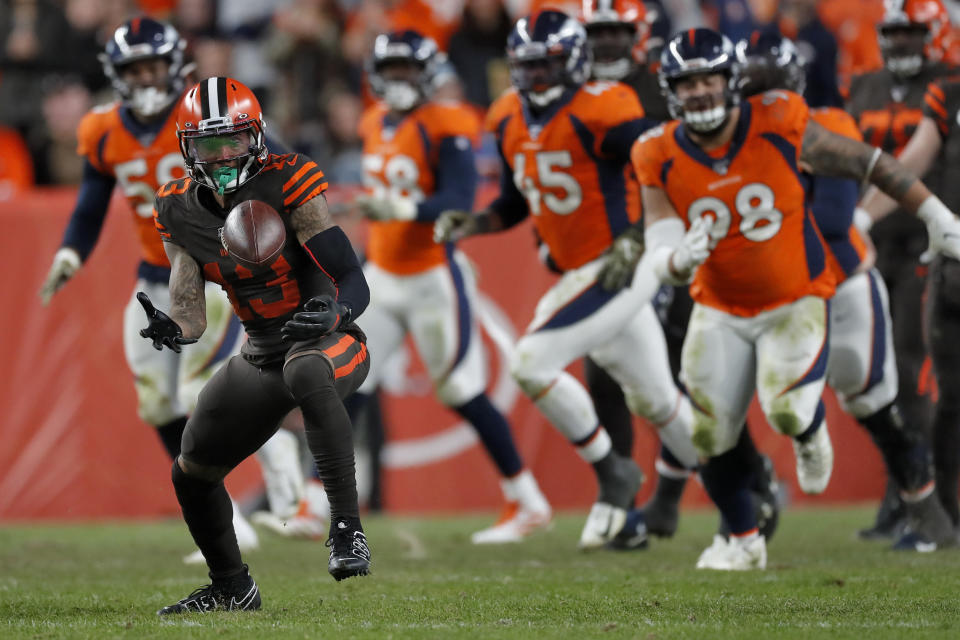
416, 136, 477, 221
302, 226, 369, 320
600, 117, 659, 161
61, 160, 116, 261
487, 141, 529, 229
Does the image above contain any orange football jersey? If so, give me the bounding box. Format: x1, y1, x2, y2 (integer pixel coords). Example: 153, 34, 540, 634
76, 101, 186, 267
809, 106, 868, 283
633, 90, 835, 317
486, 82, 644, 271
359, 100, 480, 274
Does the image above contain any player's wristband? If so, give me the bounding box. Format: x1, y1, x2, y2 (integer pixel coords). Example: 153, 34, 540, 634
645, 218, 691, 285
853, 207, 874, 233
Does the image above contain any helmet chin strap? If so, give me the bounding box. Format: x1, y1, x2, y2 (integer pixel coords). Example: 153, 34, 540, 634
592, 59, 632, 80
684, 105, 728, 133
130, 86, 174, 118
528, 85, 564, 108
383, 81, 420, 112
886, 54, 923, 78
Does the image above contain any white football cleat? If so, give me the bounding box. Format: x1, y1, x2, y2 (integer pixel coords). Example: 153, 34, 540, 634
696, 534, 766, 570
793, 423, 834, 495
471, 502, 552, 544
578, 502, 628, 550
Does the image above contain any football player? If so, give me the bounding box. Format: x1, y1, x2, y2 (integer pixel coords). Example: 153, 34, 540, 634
738, 32, 955, 551
580, 0, 780, 547
35, 17, 292, 562
148, 77, 372, 614
632, 28, 960, 569
857, 69, 960, 546
845, 0, 955, 538
435, 10, 701, 550
351, 30, 552, 544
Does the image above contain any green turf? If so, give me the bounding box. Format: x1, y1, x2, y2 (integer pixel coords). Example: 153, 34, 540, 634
1, 507, 958, 639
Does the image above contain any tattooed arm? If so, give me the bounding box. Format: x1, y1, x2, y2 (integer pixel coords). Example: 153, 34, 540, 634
289, 191, 335, 244
855, 117, 943, 225
291, 192, 369, 320
800, 118, 960, 260
163, 241, 207, 339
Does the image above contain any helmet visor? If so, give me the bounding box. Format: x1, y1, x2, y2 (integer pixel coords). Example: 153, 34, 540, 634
185, 129, 255, 164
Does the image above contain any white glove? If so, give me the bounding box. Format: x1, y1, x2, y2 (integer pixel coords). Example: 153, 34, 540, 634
355, 194, 417, 221
433, 209, 477, 244
918, 196, 960, 263
39, 247, 81, 306
670, 217, 713, 277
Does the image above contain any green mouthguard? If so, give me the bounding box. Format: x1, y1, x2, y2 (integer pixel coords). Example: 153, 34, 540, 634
212, 167, 238, 195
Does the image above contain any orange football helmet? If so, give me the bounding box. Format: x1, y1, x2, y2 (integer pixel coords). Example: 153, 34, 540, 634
581, 0, 649, 78
878, 0, 955, 74
177, 77, 268, 194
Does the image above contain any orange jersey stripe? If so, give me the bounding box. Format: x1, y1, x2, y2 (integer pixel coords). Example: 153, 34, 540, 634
282, 161, 317, 192
283, 169, 325, 206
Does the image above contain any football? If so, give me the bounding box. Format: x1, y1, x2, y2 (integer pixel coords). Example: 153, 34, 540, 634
221, 200, 287, 269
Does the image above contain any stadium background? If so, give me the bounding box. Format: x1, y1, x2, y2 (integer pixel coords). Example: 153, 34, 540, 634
0, 0, 942, 520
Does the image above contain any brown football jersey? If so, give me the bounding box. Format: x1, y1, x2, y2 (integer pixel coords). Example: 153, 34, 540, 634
847, 63, 951, 253
153, 152, 358, 362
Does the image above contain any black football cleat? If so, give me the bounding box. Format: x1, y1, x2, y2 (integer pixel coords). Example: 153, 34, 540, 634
642, 475, 686, 538
157, 566, 261, 615
859, 479, 906, 540
605, 508, 649, 551
327, 520, 371, 582
893, 493, 960, 552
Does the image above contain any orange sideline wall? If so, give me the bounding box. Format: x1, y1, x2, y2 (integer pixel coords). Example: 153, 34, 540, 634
0, 187, 885, 520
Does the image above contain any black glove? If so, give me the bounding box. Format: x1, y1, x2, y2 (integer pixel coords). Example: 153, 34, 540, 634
137, 292, 198, 353
281, 294, 348, 342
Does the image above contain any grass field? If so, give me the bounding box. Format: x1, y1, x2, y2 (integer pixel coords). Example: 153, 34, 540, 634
1, 506, 959, 639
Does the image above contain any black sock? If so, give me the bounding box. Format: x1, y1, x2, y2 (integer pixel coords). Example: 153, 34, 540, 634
284, 356, 359, 522
585, 357, 633, 457
454, 394, 523, 477
860, 403, 932, 492
171, 462, 241, 577
700, 448, 757, 535
155, 416, 188, 460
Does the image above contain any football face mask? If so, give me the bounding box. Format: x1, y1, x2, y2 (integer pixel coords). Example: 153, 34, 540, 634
183, 129, 256, 194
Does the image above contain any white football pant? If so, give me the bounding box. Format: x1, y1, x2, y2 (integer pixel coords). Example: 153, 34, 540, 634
827, 269, 898, 419
681, 295, 830, 456
357, 249, 488, 407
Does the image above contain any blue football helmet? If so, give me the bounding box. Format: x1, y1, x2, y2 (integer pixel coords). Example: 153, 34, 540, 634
506, 10, 591, 109
368, 30, 447, 112
659, 28, 739, 133
735, 31, 807, 98
99, 17, 187, 118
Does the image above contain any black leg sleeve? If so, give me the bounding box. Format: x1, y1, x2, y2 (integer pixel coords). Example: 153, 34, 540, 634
283, 333, 370, 524
584, 356, 633, 457
171, 462, 242, 578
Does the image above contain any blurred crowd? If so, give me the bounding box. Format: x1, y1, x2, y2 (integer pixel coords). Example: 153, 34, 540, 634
3, 0, 960, 194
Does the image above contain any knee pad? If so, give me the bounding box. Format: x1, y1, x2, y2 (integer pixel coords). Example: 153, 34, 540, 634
508, 346, 554, 398
283, 351, 335, 400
